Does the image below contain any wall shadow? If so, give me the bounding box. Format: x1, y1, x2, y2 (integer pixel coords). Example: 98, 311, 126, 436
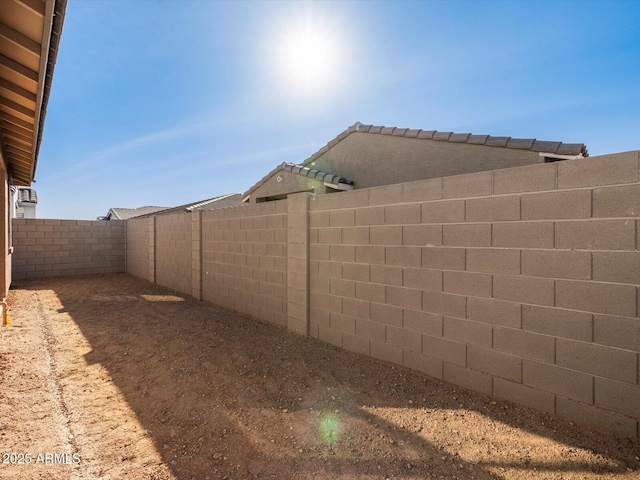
14, 274, 640, 479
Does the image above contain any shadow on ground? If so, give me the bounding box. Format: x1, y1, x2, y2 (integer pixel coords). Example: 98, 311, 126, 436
13, 274, 640, 479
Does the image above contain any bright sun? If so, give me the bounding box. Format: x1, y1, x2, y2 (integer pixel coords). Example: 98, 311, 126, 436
273, 23, 343, 95
281, 30, 338, 89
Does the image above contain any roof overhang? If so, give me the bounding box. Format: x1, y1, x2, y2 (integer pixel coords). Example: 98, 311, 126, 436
243, 161, 353, 201
0, 0, 67, 186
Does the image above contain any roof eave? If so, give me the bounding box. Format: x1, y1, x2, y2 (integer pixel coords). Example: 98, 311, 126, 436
30, 0, 67, 185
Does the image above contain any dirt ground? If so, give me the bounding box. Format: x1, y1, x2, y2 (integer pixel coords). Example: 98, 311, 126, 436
0, 274, 638, 480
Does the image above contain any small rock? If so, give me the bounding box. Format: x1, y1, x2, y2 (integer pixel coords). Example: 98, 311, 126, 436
212, 453, 222, 460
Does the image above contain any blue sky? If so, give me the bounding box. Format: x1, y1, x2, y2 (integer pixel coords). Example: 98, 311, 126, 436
37, 0, 640, 220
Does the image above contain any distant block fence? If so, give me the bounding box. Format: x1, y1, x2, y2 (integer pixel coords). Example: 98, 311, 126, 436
126, 202, 290, 326
12, 151, 640, 436
12, 219, 125, 278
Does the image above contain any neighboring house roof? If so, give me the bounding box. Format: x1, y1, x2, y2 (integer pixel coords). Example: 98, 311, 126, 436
16, 186, 37, 204
0, 0, 68, 186
137, 193, 244, 218
103, 194, 244, 221
300, 122, 588, 168
243, 122, 588, 201
106, 206, 168, 220
243, 162, 353, 200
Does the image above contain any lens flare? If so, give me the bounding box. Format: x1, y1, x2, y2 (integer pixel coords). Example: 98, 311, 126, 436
319, 415, 341, 446
261, 4, 353, 104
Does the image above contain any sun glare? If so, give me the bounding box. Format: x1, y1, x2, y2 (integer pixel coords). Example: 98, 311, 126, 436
268, 12, 347, 98
279, 27, 338, 90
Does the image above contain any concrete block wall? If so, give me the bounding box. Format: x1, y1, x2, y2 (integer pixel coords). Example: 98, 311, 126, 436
155, 213, 192, 296
12, 219, 125, 279
308, 151, 640, 437
287, 194, 311, 335
126, 217, 154, 282
200, 200, 288, 327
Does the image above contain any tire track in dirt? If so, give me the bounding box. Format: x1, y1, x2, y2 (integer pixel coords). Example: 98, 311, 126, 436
35, 290, 83, 479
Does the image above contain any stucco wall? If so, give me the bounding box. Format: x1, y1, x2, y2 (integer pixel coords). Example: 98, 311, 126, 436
306, 150, 640, 436
2, 169, 9, 300
12, 219, 125, 279
250, 170, 324, 203
249, 132, 551, 202
310, 132, 546, 189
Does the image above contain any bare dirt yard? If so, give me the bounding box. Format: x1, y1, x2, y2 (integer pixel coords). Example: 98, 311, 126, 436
0, 274, 638, 480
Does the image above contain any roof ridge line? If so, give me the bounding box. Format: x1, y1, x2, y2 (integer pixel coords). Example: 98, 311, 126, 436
299, 123, 588, 166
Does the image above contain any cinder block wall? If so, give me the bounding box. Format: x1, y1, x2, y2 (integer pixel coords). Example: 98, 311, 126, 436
126, 217, 154, 282
12, 219, 125, 279
119, 151, 640, 436
201, 201, 288, 326
155, 213, 192, 296
308, 151, 640, 437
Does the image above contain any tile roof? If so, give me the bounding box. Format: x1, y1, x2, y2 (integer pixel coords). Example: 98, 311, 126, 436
183, 194, 242, 211
300, 122, 588, 168
108, 206, 168, 220
243, 122, 588, 201
17, 188, 37, 204
243, 162, 352, 199
136, 193, 244, 217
